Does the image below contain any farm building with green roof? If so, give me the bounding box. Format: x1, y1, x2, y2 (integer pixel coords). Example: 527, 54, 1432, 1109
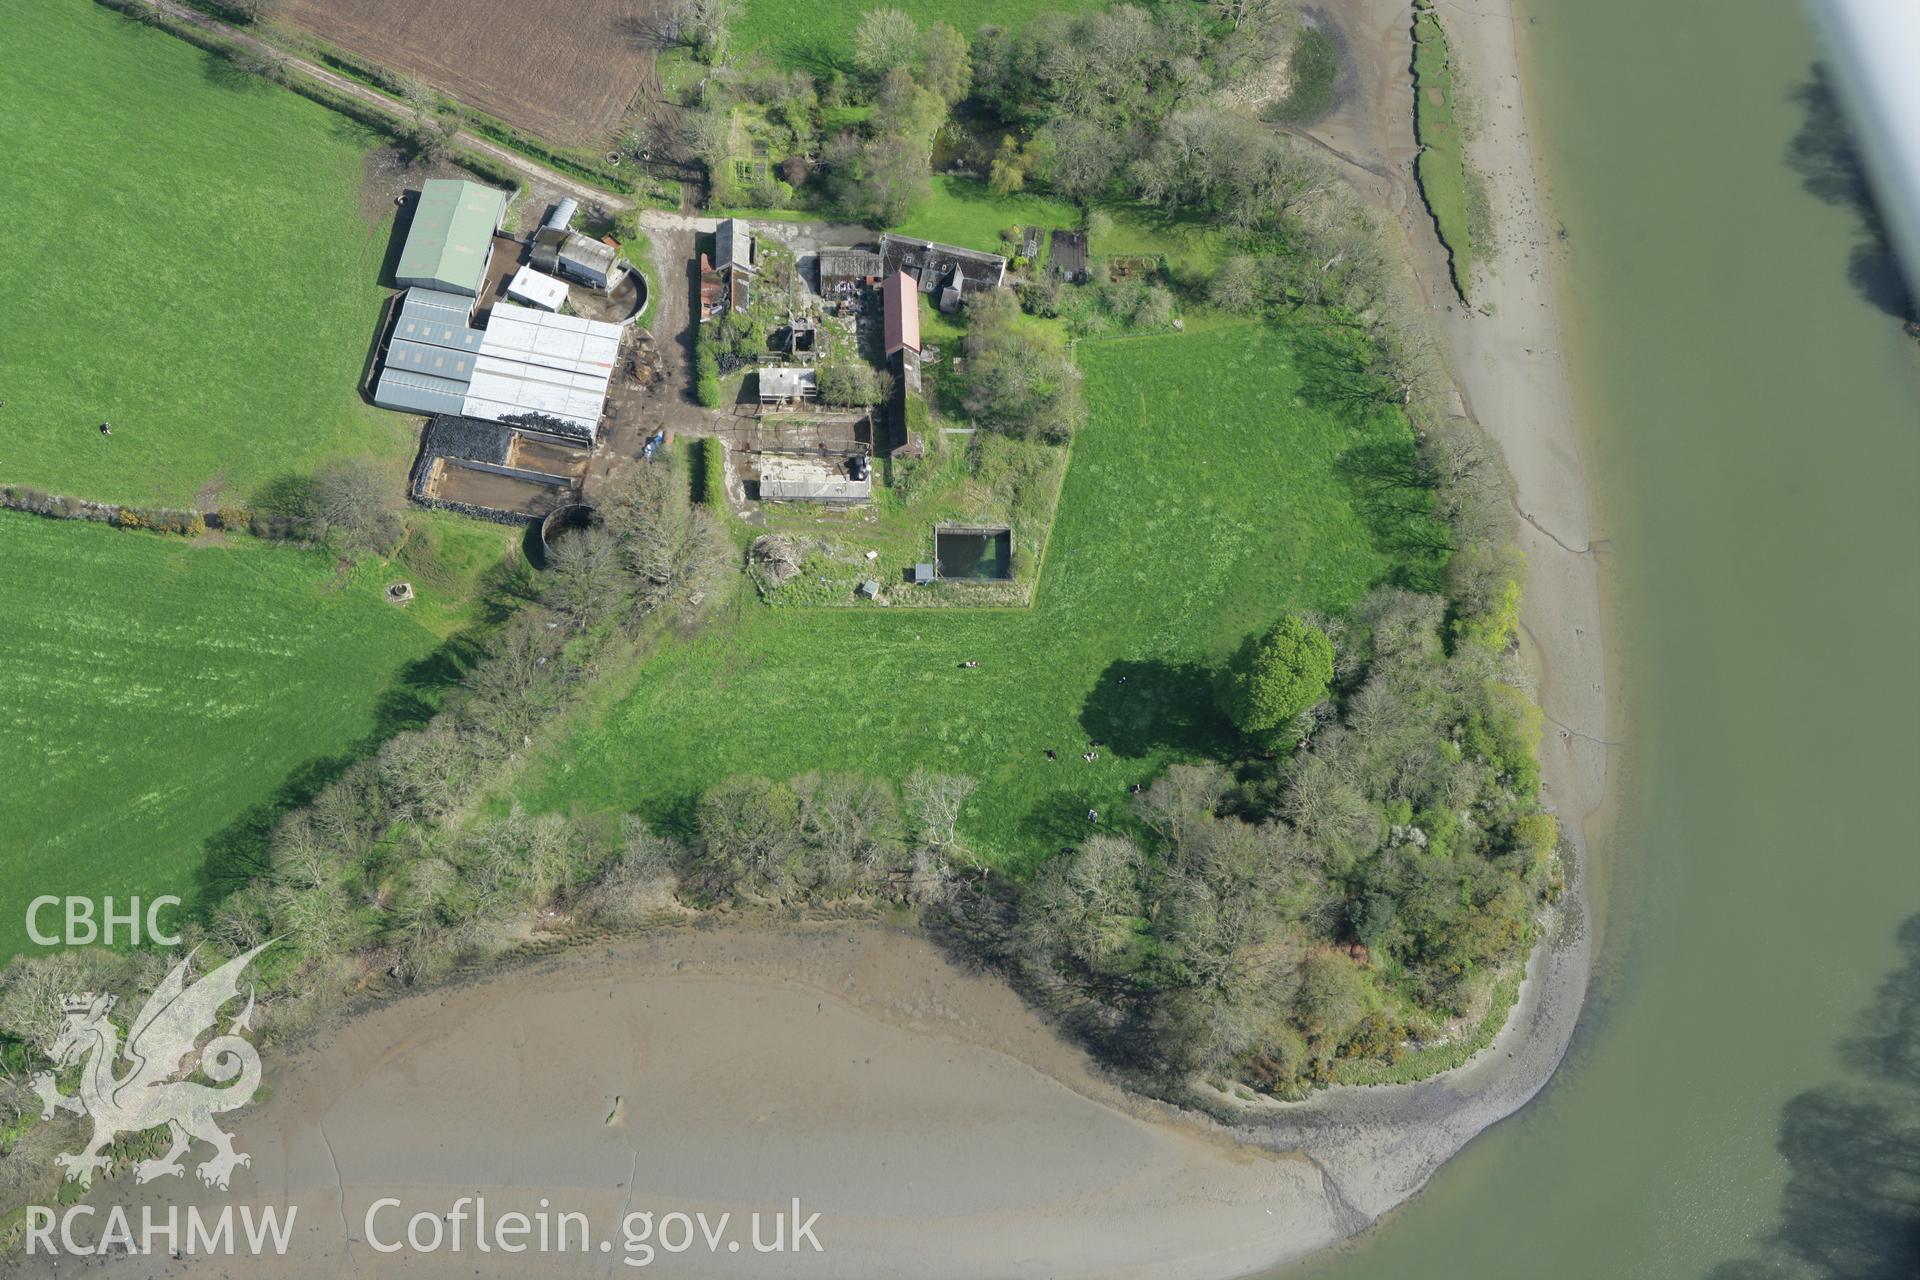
397, 179, 507, 297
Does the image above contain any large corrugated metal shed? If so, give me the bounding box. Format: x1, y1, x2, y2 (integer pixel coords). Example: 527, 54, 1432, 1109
373, 289, 483, 418
478, 304, 620, 375
391, 288, 484, 351
458, 304, 622, 440
397, 180, 507, 296
462, 360, 609, 437
375, 298, 619, 440
384, 338, 478, 381
373, 368, 470, 418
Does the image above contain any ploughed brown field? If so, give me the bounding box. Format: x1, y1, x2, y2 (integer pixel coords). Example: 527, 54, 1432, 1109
287, 0, 655, 145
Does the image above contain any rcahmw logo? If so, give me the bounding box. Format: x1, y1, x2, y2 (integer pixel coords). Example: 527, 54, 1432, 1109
25, 1203, 296, 1259
35, 942, 272, 1188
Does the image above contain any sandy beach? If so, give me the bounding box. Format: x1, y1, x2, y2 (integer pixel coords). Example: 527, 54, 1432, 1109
73, 926, 1345, 1279
46, 5, 1610, 1277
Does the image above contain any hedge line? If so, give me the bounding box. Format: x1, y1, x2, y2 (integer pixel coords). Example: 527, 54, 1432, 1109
698, 437, 728, 509
694, 324, 723, 408
1, 485, 208, 537
0, 484, 385, 547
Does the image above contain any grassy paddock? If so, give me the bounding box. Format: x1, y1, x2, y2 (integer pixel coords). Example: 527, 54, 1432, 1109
522, 322, 1444, 866
735, 0, 1109, 70
0, 512, 517, 957
1412, 5, 1472, 297
893, 177, 1080, 254
756, 429, 1070, 607
885, 179, 1231, 281
0, 2, 409, 507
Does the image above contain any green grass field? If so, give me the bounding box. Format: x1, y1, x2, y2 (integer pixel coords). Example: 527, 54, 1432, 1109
735, 0, 1110, 69
893, 177, 1080, 254
0, 2, 410, 507
1412, 7, 1472, 297
0, 511, 514, 957
524, 322, 1443, 866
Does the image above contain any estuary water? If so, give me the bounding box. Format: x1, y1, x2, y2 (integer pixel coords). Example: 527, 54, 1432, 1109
1290, 0, 1920, 1275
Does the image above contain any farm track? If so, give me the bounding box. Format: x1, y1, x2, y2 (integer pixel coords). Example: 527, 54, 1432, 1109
148, 0, 637, 211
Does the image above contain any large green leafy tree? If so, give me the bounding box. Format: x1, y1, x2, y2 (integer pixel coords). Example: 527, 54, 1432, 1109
1216, 615, 1334, 735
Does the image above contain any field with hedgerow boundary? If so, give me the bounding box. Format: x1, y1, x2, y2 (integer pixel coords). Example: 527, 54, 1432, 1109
0, 510, 515, 956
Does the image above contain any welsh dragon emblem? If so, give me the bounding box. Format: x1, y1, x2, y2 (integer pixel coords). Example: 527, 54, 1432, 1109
32, 943, 272, 1190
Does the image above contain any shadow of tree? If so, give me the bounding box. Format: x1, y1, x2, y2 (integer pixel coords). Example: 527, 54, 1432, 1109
780, 38, 854, 80
1290, 323, 1400, 426
613, 12, 672, 53
1787, 66, 1914, 321
252, 472, 318, 518
635, 788, 704, 847
366, 632, 486, 740
1014, 792, 1112, 864
1704, 913, 1920, 1280
1078, 658, 1229, 760
1335, 440, 1450, 591
200, 48, 271, 95
193, 756, 352, 905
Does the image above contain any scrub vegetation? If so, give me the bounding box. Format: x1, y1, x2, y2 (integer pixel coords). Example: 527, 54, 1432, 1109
1268, 25, 1339, 124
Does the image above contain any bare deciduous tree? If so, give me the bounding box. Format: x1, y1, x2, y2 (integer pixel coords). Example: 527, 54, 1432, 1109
852, 8, 921, 79
1016, 834, 1146, 977
0, 954, 101, 1059
598, 458, 733, 621
545, 526, 629, 627
696, 775, 802, 897
1132, 763, 1233, 857
307, 459, 402, 551
902, 767, 976, 853
794, 772, 903, 893
670, 0, 740, 64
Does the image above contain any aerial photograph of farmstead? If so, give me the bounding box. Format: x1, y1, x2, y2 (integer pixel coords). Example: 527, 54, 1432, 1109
2, 0, 1918, 1273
